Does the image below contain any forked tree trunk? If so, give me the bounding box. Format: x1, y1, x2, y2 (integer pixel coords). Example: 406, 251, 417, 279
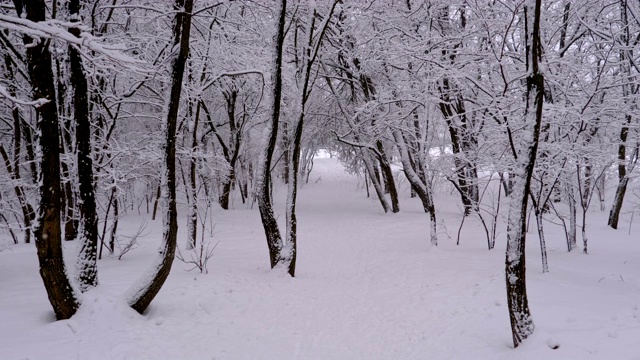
20, 0, 80, 320
393, 131, 438, 246
363, 149, 390, 213
283, 1, 338, 276
69, 0, 98, 291
125, 0, 194, 314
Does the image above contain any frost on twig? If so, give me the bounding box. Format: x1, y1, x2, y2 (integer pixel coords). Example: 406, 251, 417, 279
116, 219, 149, 260
176, 237, 219, 274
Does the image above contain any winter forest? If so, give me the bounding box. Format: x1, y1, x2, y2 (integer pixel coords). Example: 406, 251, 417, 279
0, 0, 639, 358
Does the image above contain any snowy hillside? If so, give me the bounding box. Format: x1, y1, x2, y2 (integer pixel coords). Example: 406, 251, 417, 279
1, 157, 639, 360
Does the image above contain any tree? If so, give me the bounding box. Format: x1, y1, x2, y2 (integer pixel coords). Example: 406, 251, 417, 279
256, 0, 287, 272
69, 0, 98, 292
608, 0, 639, 229
504, 0, 544, 347
125, 0, 194, 314
19, 0, 80, 320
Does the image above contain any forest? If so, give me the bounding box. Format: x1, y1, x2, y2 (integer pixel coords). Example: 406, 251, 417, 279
0, 0, 639, 359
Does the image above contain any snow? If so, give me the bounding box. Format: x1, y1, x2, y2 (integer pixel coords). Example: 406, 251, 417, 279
1, 158, 640, 359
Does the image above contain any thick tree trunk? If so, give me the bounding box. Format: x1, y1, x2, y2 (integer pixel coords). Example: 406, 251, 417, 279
505, 0, 543, 348
125, 0, 193, 314
21, 0, 80, 320
257, 0, 286, 269
69, 0, 98, 291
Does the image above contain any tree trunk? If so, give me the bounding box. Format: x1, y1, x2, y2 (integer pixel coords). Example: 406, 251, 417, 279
608, 1, 636, 229
534, 209, 549, 273
21, 0, 80, 320
61, 161, 77, 241
125, 0, 194, 314
376, 140, 399, 213
362, 149, 390, 213
109, 192, 118, 254
186, 100, 200, 249
151, 183, 161, 220
69, 0, 98, 291
393, 131, 438, 246
505, 0, 543, 347
257, 0, 286, 269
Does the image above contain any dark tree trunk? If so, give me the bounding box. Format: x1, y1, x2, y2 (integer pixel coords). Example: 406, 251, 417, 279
608, 1, 637, 229
257, 0, 286, 270
108, 192, 118, 254
608, 115, 631, 229
69, 0, 98, 291
151, 183, 161, 220
218, 90, 240, 210
21, 0, 80, 320
282, 121, 290, 185
376, 140, 399, 213
126, 0, 193, 314
283, 1, 338, 277
505, 1, 543, 348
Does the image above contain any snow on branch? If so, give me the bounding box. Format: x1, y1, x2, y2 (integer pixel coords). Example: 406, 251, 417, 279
0, 15, 148, 71
200, 69, 265, 93
0, 85, 49, 107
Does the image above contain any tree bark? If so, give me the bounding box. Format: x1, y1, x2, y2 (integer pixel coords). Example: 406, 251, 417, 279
125, 0, 193, 314
69, 0, 99, 292
257, 0, 286, 270
505, 0, 543, 348
393, 131, 438, 246
186, 100, 200, 249
376, 140, 399, 213
608, 1, 637, 229
505, 0, 544, 347
21, 0, 80, 320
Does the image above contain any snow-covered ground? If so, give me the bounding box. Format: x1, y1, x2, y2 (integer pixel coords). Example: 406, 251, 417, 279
1, 157, 639, 359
